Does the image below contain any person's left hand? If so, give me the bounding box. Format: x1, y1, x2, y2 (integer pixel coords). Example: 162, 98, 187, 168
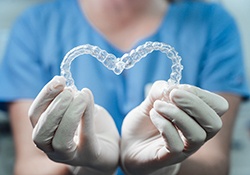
121, 80, 228, 175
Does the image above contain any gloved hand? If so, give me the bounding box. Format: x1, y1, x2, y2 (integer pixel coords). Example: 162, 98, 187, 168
121, 80, 228, 175
29, 76, 120, 174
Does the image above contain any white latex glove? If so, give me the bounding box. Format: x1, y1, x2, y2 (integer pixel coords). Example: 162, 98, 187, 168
121, 80, 228, 175
29, 76, 120, 174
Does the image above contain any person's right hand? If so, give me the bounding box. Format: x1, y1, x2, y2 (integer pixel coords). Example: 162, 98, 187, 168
28, 76, 120, 175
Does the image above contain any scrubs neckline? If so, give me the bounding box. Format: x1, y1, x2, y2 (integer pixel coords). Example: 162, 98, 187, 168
73, 0, 173, 55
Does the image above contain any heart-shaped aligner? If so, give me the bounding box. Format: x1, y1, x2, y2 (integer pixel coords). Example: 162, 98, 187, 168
60, 41, 183, 91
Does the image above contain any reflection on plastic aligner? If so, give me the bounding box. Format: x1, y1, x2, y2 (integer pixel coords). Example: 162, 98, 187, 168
60, 41, 183, 91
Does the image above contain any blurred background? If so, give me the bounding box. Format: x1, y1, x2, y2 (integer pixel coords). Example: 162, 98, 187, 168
0, 0, 249, 175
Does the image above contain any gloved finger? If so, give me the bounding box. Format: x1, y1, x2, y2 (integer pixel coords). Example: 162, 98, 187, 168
150, 109, 184, 155
51, 91, 87, 161
142, 80, 176, 108
154, 100, 206, 153
77, 88, 96, 147
169, 88, 222, 140
29, 76, 66, 127
176, 85, 229, 116
93, 104, 120, 142
32, 89, 74, 153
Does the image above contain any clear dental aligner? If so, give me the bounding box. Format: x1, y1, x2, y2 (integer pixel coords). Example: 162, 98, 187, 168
60, 41, 183, 91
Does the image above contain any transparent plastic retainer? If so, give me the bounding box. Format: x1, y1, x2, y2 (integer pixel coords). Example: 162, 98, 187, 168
60, 41, 183, 98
